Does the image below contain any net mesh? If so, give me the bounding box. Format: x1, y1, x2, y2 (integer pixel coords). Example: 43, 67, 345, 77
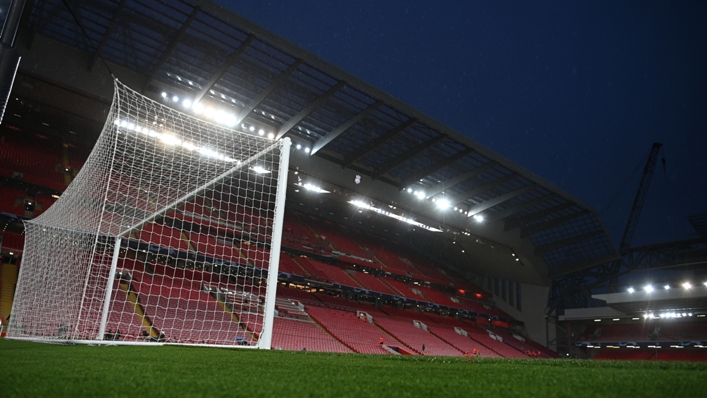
8, 80, 289, 347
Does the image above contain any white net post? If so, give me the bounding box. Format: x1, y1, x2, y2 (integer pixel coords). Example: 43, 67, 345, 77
97, 237, 122, 340
256, 137, 290, 350
7, 79, 290, 347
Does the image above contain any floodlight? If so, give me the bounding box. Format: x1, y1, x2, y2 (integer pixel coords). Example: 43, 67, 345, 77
182, 99, 192, 108
644, 285, 654, 293
159, 133, 181, 146
683, 282, 692, 289
251, 166, 271, 174
172, 95, 179, 102
473, 214, 484, 223
437, 199, 450, 210
664, 284, 670, 290
627, 287, 635, 293
296, 144, 302, 149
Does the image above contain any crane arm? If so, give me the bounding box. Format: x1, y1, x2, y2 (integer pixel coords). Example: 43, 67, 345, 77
619, 142, 663, 252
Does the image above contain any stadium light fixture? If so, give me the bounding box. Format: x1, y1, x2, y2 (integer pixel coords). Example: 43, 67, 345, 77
182, 99, 192, 108
172, 95, 179, 102
159, 133, 181, 146
304, 147, 311, 153
436, 198, 450, 210
347, 200, 442, 232
473, 214, 484, 223
161, 92, 167, 98
251, 166, 271, 174
268, 133, 275, 140
295, 182, 329, 194
644, 285, 654, 293
683, 282, 692, 290
704, 281, 707, 287
664, 284, 670, 290
627, 287, 635, 293
296, 144, 302, 149
415, 191, 426, 199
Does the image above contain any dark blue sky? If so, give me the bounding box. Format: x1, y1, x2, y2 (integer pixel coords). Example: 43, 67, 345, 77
219, 1, 707, 248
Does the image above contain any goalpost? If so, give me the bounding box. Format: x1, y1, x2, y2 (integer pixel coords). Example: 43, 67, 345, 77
7, 80, 290, 348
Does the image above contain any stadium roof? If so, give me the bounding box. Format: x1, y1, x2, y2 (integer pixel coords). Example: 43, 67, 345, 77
4, 0, 620, 285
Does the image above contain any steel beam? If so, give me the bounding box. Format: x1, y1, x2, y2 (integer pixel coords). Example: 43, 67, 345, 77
88, 0, 127, 71
398, 148, 474, 190
520, 209, 590, 238
504, 202, 575, 231
275, 81, 346, 140
534, 230, 603, 256
371, 134, 446, 181
340, 117, 417, 169
449, 173, 517, 206
192, 34, 255, 104
467, 184, 537, 218
141, 6, 201, 92
232, 59, 303, 127
310, 99, 383, 155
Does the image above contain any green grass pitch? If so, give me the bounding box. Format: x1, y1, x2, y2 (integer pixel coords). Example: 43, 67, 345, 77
1, 339, 706, 397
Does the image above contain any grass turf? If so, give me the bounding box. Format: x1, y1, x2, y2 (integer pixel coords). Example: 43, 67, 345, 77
1, 339, 706, 397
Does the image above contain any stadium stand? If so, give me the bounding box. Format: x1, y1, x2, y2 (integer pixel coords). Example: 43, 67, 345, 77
374, 315, 462, 356
295, 257, 361, 287
272, 317, 352, 353
1, 231, 25, 254
347, 270, 401, 296
305, 306, 402, 354
593, 349, 654, 361
0, 186, 27, 217
0, 129, 65, 189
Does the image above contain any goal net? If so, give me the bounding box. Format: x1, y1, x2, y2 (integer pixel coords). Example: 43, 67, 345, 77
7, 80, 290, 348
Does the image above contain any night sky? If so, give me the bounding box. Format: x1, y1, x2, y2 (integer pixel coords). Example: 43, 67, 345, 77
218, 1, 707, 248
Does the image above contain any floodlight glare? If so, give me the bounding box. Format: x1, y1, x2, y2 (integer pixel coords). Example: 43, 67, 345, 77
251, 166, 270, 174
182, 99, 192, 108
437, 199, 450, 210
473, 214, 484, 223
172, 95, 179, 102
664, 284, 670, 290
161, 92, 167, 98
296, 144, 302, 149
683, 282, 692, 289
644, 285, 654, 293
627, 287, 635, 293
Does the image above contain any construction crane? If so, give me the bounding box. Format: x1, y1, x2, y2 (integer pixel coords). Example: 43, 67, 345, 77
619, 142, 663, 253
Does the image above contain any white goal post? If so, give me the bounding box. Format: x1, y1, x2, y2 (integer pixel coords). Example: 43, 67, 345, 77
7, 80, 290, 348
